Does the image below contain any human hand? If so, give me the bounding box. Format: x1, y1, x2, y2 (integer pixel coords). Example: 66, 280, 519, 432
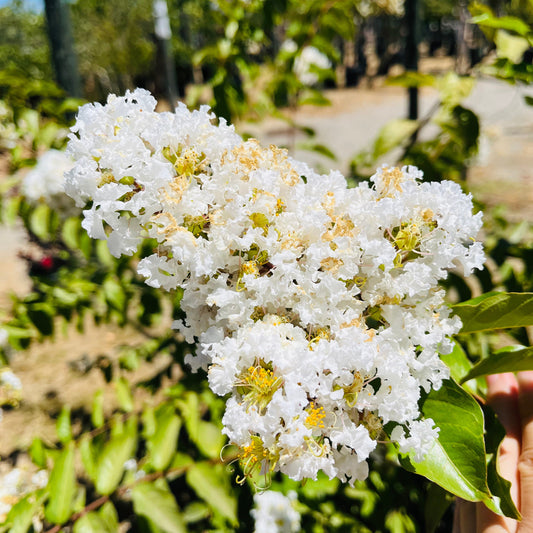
453, 371, 533, 533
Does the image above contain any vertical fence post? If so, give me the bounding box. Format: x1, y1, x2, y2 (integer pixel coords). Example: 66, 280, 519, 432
404, 0, 419, 123
44, 0, 82, 98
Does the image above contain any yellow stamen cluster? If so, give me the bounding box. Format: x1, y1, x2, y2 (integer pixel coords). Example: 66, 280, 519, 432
236, 362, 283, 413
305, 402, 326, 429
236, 435, 278, 484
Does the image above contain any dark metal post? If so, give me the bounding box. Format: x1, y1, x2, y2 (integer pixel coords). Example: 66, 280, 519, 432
44, 0, 82, 98
404, 0, 419, 121
153, 0, 178, 108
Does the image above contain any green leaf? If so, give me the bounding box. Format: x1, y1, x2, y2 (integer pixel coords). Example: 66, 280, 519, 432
424, 483, 454, 533
440, 341, 484, 396
29, 437, 47, 468
92, 390, 105, 428
461, 345, 533, 383
387, 72, 436, 88
103, 276, 126, 312
196, 421, 226, 459
131, 480, 186, 533
436, 72, 475, 107
73, 501, 119, 533
62, 217, 81, 250
73, 512, 109, 533
483, 403, 521, 519
99, 501, 119, 531
147, 404, 181, 471
399, 379, 491, 503
45, 442, 76, 524
471, 14, 530, 36
5, 490, 47, 533
296, 142, 337, 160
95, 416, 137, 495
495, 30, 530, 63
186, 462, 238, 525
372, 119, 418, 159
115, 377, 134, 412
29, 204, 53, 241
56, 405, 72, 444
452, 292, 533, 333
80, 435, 97, 482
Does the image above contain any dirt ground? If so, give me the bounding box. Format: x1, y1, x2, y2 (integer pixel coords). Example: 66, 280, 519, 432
1, 73, 532, 457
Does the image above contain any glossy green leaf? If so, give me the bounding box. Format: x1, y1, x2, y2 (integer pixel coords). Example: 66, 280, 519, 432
452, 292, 533, 333
131, 480, 186, 533
147, 404, 181, 471
461, 346, 533, 383
95, 416, 137, 495
440, 342, 482, 397
399, 380, 491, 503
45, 442, 76, 524
186, 462, 238, 525
372, 119, 418, 159
56, 405, 72, 444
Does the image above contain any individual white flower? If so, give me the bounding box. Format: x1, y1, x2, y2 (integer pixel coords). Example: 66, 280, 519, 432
293, 46, 332, 86
251, 490, 301, 533
22, 150, 76, 214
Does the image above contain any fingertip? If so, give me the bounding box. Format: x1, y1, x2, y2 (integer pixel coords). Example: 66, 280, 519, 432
517, 371, 533, 390
486, 373, 519, 398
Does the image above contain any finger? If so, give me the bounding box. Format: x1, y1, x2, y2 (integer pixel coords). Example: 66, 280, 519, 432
517, 371, 533, 532
453, 498, 477, 533
475, 374, 520, 533
487, 373, 521, 506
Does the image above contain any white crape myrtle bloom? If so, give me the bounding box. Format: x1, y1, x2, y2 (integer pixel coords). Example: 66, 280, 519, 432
65, 89, 485, 486
252, 490, 301, 533
22, 149, 77, 214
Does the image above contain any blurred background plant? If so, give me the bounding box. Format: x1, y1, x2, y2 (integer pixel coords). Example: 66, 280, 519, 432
0, 0, 532, 531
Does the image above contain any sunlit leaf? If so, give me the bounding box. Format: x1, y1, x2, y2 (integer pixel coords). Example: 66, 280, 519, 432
399, 380, 492, 503
45, 442, 76, 524
452, 292, 533, 333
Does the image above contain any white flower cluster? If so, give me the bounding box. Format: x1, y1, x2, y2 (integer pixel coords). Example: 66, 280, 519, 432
0, 367, 22, 408
281, 41, 332, 86
0, 464, 47, 524
22, 149, 76, 214
252, 490, 301, 533
65, 89, 484, 485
